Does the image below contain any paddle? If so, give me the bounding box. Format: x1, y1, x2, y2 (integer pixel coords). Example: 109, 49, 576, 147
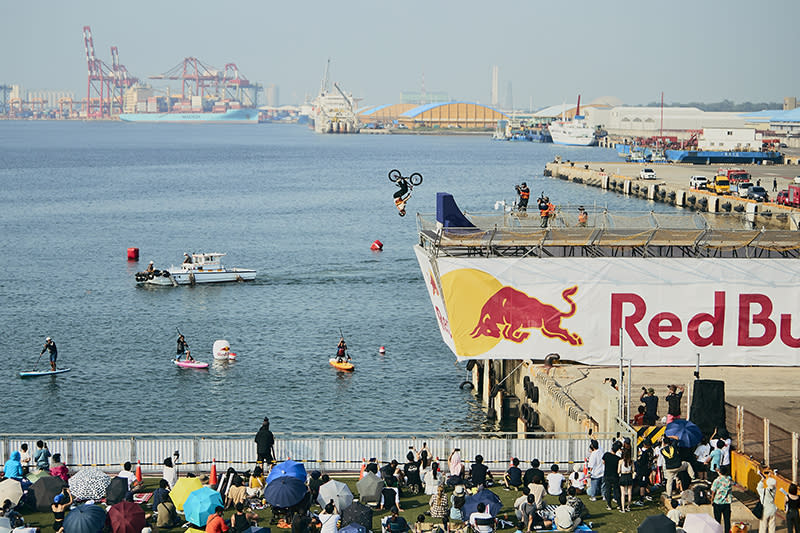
31, 350, 44, 372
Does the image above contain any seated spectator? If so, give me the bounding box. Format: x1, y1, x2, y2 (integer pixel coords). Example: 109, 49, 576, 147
380, 478, 402, 512
1, 499, 24, 528
247, 465, 265, 498
468, 503, 494, 533
405, 451, 423, 494
318, 501, 340, 533
206, 506, 229, 533
523, 459, 544, 488
308, 471, 324, 503
568, 464, 585, 493
365, 459, 380, 477
520, 494, 551, 532
666, 499, 683, 526
382, 460, 400, 486
553, 494, 580, 532
527, 477, 546, 510
632, 406, 646, 426
565, 487, 588, 521
49, 453, 69, 482
162, 457, 178, 489
512, 487, 529, 521
117, 461, 141, 492
504, 458, 523, 490
225, 478, 247, 509
423, 462, 443, 496
469, 455, 492, 489
2, 452, 23, 480
414, 514, 433, 533
546, 464, 565, 497
429, 484, 449, 519
151, 479, 171, 510
231, 502, 259, 533
450, 485, 466, 522
383, 507, 409, 533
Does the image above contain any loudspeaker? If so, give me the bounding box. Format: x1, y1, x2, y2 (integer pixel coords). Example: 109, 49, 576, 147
690, 379, 727, 437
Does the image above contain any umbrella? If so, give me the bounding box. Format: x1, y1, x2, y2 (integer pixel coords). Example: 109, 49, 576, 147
68, 468, 111, 501
106, 477, 129, 505
63, 503, 107, 533
341, 501, 373, 532
264, 476, 308, 508
355, 472, 384, 504
266, 460, 307, 484
462, 488, 502, 518
683, 513, 724, 533
317, 479, 353, 513
108, 501, 146, 533
26, 470, 49, 483
170, 477, 203, 511
637, 514, 676, 533
183, 487, 224, 528
340, 524, 367, 533
0, 479, 23, 506
666, 419, 704, 448
30, 476, 67, 511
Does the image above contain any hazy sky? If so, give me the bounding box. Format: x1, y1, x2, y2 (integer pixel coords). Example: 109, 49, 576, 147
2, 0, 798, 108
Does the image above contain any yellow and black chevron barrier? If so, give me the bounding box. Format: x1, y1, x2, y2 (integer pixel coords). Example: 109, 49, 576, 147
636, 425, 665, 447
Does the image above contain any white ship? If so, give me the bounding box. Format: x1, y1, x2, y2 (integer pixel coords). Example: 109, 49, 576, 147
312, 59, 359, 134
548, 95, 597, 146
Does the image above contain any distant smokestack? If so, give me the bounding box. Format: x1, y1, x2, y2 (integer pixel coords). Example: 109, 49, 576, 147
491, 66, 499, 107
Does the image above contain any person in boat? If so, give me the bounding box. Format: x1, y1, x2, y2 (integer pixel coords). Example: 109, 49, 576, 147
146, 261, 155, 273
41, 337, 58, 371
176, 334, 189, 361
183, 253, 192, 265
394, 177, 412, 217
335, 337, 350, 363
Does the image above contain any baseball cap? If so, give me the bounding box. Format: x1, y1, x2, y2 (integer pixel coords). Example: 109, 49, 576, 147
647, 387, 655, 394
46, 337, 51, 341
54, 494, 65, 504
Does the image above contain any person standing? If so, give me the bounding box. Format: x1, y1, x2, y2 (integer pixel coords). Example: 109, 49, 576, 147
640, 387, 658, 425
756, 472, 777, 533
710, 465, 733, 533
586, 440, 604, 502
577, 207, 588, 227
41, 337, 58, 371
34, 440, 51, 472
780, 483, 800, 533
538, 196, 550, 228
175, 334, 189, 362
665, 385, 685, 423
773, 178, 778, 192
255, 417, 275, 471
19, 443, 32, 476
602, 441, 621, 511
515, 183, 530, 212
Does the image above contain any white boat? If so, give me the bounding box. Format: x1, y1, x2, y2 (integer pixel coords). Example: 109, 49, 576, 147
136, 253, 256, 286
548, 95, 597, 146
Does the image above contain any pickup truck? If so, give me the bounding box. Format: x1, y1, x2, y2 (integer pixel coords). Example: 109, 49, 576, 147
689, 176, 708, 189
707, 175, 731, 195
737, 182, 753, 198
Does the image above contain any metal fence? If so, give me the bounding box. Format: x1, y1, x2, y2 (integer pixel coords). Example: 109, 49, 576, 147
0, 432, 625, 475
726, 403, 800, 482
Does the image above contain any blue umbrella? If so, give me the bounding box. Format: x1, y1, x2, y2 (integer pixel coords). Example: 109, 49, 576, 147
183, 487, 224, 527
666, 419, 703, 448
63, 503, 107, 533
266, 459, 307, 484
461, 488, 502, 518
264, 476, 308, 508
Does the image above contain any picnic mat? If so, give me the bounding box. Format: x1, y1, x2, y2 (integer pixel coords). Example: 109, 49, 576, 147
133, 493, 152, 504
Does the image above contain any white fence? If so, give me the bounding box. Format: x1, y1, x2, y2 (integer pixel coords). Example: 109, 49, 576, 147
0, 432, 627, 474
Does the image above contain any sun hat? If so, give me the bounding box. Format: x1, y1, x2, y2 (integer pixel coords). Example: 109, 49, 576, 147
454, 485, 465, 495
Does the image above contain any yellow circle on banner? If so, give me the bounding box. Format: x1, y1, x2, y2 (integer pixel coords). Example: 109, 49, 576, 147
441, 268, 503, 357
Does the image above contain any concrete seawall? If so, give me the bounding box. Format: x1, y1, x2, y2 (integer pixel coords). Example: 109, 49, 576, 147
544, 159, 800, 230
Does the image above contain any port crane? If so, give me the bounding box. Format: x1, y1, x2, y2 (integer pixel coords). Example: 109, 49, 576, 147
149, 57, 261, 106
82, 26, 138, 118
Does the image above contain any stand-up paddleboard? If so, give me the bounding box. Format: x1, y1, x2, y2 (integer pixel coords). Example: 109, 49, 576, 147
329, 358, 354, 372
19, 368, 71, 378
173, 360, 209, 369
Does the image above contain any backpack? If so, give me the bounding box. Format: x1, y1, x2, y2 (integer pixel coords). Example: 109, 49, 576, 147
693, 484, 710, 505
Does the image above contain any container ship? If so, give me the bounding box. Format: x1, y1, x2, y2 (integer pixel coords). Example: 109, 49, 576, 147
119, 108, 259, 124
119, 89, 259, 124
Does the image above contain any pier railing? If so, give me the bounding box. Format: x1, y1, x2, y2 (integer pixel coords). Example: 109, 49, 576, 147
726, 404, 800, 483
0, 432, 620, 475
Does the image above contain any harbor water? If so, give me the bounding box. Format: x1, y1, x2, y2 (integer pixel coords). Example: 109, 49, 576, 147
0, 123, 680, 434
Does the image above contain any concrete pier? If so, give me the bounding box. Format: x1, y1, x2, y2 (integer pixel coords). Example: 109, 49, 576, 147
544, 159, 800, 230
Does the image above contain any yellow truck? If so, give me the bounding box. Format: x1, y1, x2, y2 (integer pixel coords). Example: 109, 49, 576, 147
707, 174, 731, 195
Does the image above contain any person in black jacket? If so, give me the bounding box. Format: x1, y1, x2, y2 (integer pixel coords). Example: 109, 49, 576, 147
255, 417, 275, 471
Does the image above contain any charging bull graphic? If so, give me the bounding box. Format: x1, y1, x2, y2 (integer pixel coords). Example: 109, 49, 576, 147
470, 285, 583, 345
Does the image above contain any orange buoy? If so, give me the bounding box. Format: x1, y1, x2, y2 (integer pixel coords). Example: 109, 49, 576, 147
127, 247, 139, 261
370, 240, 383, 251
135, 460, 142, 483
379, 346, 386, 354
210, 457, 218, 486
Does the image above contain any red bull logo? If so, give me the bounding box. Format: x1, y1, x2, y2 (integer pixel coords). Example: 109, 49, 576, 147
470, 286, 583, 346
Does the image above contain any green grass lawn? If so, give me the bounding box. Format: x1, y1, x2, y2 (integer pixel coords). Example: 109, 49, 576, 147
14, 477, 666, 533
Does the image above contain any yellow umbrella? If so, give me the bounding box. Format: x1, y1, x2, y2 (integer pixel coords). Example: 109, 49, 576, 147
170, 477, 203, 511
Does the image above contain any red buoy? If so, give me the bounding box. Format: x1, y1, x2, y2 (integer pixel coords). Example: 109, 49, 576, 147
379, 346, 386, 354
127, 247, 139, 261
370, 240, 383, 251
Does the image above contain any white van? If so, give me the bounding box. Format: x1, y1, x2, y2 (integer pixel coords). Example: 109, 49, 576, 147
689, 176, 708, 189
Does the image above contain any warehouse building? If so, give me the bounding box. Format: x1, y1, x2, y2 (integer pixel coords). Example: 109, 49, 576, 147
397, 102, 507, 129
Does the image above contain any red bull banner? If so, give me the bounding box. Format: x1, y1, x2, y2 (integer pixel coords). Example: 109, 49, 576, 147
414, 246, 800, 365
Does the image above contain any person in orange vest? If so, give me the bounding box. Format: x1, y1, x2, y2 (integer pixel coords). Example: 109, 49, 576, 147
538, 195, 550, 227
515, 183, 530, 212
577, 206, 588, 227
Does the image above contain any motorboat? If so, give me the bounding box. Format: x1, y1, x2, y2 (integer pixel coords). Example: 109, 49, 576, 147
135, 253, 256, 286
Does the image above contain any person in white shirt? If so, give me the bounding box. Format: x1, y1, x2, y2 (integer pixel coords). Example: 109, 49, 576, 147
694, 437, 711, 481
546, 464, 565, 497
586, 440, 605, 501
162, 457, 178, 489
117, 461, 140, 491
569, 464, 586, 493
318, 501, 340, 533
666, 499, 683, 526
19, 444, 32, 476
468, 503, 494, 533
553, 493, 580, 532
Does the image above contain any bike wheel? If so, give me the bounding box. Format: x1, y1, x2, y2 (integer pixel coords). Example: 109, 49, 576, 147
409, 172, 423, 186
388, 169, 402, 182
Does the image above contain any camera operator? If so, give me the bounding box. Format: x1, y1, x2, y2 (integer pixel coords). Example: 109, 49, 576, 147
515, 182, 530, 211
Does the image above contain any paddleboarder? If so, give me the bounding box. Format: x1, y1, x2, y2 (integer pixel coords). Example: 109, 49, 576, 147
176, 334, 189, 361
335, 337, 350, 363
41, 337, 57, 371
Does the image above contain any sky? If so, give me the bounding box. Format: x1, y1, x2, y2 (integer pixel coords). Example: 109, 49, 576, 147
2, 0, 798, 109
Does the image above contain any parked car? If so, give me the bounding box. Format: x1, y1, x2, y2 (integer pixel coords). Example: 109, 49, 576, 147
640, 168, 657, 180
737, 182, 753, 198
747, 186, 769, 202
776, 190, 790, 206
689, 175, 708, 189
794, 176, 800, 184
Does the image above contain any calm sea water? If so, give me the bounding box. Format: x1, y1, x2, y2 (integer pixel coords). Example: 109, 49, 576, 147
0, 122, 678, 434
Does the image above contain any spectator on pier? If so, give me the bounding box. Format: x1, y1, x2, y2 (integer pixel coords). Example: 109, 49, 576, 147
665, 385, 685, 423
255, 417, 275, 471
528, 477, 546, 510
577, 207, 588, 227
162, 456, 177, 489
757, 472, 778, 533
633, 440, 654, 505
34, 440, 51, 472
151, 479, 171, 513
449, 485, 466, 522
51, 489, 73, 533
231, 502, 259, 533
3, 452, 23, 480
380, 478, 402, 512
423, 461, 442, 495
640, 387, 658, 425
117, 461, 141, 492
50, 454, 69, 482
586, 441, 604, 502
468, 503, 494, 533
405, 451, 423, 494
666, 499, 683, 526
247, 465, 265, 498
553, 493, 580, 532
383, 507, 409, 533
515, 183, 530, 212
568, 464, 586, 493
710, 465, 733, 533
318, 501, 340, 533
503, 458, 523, 490
693, 437, 711, 481
632, 405, 646, 426
448, 449, 463, 480
566, 487, 588, 521
308, 471, 324, 503
429, 484, 449, 519
523, 459, 544, 488
19, 444, 32, 476
365, 458, 380, 477
206, 506, 229, 533
512, 487, 530, 521
780, 483, 800, 533
546, 464, 565, 497
602, 441, 621, 510
382, 460, 400, 486
520, 493, 550, 532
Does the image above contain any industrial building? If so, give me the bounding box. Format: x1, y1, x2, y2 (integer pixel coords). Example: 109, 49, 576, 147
397, 102, 507, 129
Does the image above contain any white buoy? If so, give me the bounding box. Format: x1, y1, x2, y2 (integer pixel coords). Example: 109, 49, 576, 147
379, 346, 386, 354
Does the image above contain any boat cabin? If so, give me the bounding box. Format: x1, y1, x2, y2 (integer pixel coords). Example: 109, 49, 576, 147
183, 252, 226, 271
